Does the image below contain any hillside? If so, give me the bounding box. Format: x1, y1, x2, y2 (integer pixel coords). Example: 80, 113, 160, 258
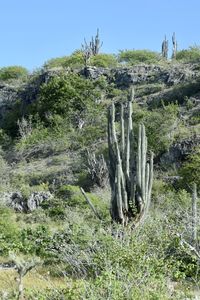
0, 53, 200, 299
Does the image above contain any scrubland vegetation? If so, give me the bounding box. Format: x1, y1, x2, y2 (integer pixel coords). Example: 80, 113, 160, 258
0, 40, 200, 299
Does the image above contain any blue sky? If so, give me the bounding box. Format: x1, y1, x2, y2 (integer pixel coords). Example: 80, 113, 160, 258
0, 0, 199, 70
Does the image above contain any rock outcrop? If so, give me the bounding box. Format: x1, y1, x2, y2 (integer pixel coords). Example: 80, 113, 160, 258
1, 191, 52, 212
160, 135, 200, 167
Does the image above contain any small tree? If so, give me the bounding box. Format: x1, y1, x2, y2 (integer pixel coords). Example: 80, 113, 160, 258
9, 253, 40, 300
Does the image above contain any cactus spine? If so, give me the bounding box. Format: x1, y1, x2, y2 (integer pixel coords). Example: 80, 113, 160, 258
108, 89, 153, 226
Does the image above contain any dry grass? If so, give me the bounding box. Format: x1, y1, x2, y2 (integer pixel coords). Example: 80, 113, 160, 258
0, 267, 66, 293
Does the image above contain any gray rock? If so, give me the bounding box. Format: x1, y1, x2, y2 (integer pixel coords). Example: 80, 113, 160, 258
0, 83, 19, 126
80, 66, 110, 80
27, 191, 52, 211
2, 191, 26, 212
160, 135, 200, 167
1, 191, 52, 212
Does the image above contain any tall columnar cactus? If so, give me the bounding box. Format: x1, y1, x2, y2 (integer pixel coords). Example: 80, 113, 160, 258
162, 35, 168, 59
108, 89, 153, 226
172, 32, 178, 59
192, 183, 197, 246
90, 28, 103, 56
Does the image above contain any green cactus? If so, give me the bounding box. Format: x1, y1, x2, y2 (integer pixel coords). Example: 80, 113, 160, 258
108, 88, 153, 226
172, 32, 178, 59
162, 35, 168, 59
90, 28, 103, 55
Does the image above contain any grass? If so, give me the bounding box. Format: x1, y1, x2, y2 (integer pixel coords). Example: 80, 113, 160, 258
0, 267, 66, 292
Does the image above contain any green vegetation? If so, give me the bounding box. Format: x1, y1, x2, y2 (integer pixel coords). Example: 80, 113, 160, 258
45, 52, 117, 69
0, 65, 28, 80
176, 46, 200, 62
131, 102, 179, 155
90, 53, 118, 67
179, 146, 200, 187
0, 44, 200, 299
45, 50, 85, 69
118, 49, 161, 65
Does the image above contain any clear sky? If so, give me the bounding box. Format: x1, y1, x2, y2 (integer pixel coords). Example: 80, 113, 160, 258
0, 0, 199, 70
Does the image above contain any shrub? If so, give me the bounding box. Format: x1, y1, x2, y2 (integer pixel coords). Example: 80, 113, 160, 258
58, 185, 108, 218
90, 53, 118, 68
179, 146, 200, 188
176, 46, 200, 62
132, 102, 179, 155
45, 50, 85, 69
0, 206, 20, 255
0, 129, 11, 149
34, 73, 101, 126
0, 66, 28, 80
118, 49, 161, 65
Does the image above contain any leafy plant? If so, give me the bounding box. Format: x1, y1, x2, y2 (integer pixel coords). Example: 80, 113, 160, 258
91, 53, 117, 67
118, 49, 161, 65
179, 146, 200, 187
45, 50, 85, 69
34, 73, 101, 126
0, 66, 28, 81
176, 46, 200, 62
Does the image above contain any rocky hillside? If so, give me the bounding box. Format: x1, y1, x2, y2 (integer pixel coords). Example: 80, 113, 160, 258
0, 60, 200, 299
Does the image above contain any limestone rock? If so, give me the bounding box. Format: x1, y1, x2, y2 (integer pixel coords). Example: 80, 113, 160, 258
160, 135, 200, 167
1, 191, 52, 212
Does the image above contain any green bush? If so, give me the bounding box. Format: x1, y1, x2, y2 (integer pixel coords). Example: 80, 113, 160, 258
19, 225, 52, 256
132, 102, 179, 155
45, 52, 117, 69
118, 49, 161, 65
179, 146, 200, 187
34, 73, 101, 125
91, 53, 118, 68
176, 46, 200, 62
58, 185, 108, 218
0, 206, 20, 255
45, 50, 85, 69
0, 66, 28, 80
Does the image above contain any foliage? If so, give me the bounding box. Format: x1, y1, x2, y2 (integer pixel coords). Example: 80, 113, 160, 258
0, 129, 12, 149
0, 206, 20, 255
118, 49, 161, 65
58, 184, 108, 217
90, 53, 118, 67
0, 66, 28, 81
132, 102, 179, 155
176, 46, 200, 62
34, 73, 101, 126
179, 146, 200, 187
45, 50, 85, 69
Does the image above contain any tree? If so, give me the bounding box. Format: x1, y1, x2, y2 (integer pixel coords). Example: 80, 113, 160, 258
35, 73, 101, 127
